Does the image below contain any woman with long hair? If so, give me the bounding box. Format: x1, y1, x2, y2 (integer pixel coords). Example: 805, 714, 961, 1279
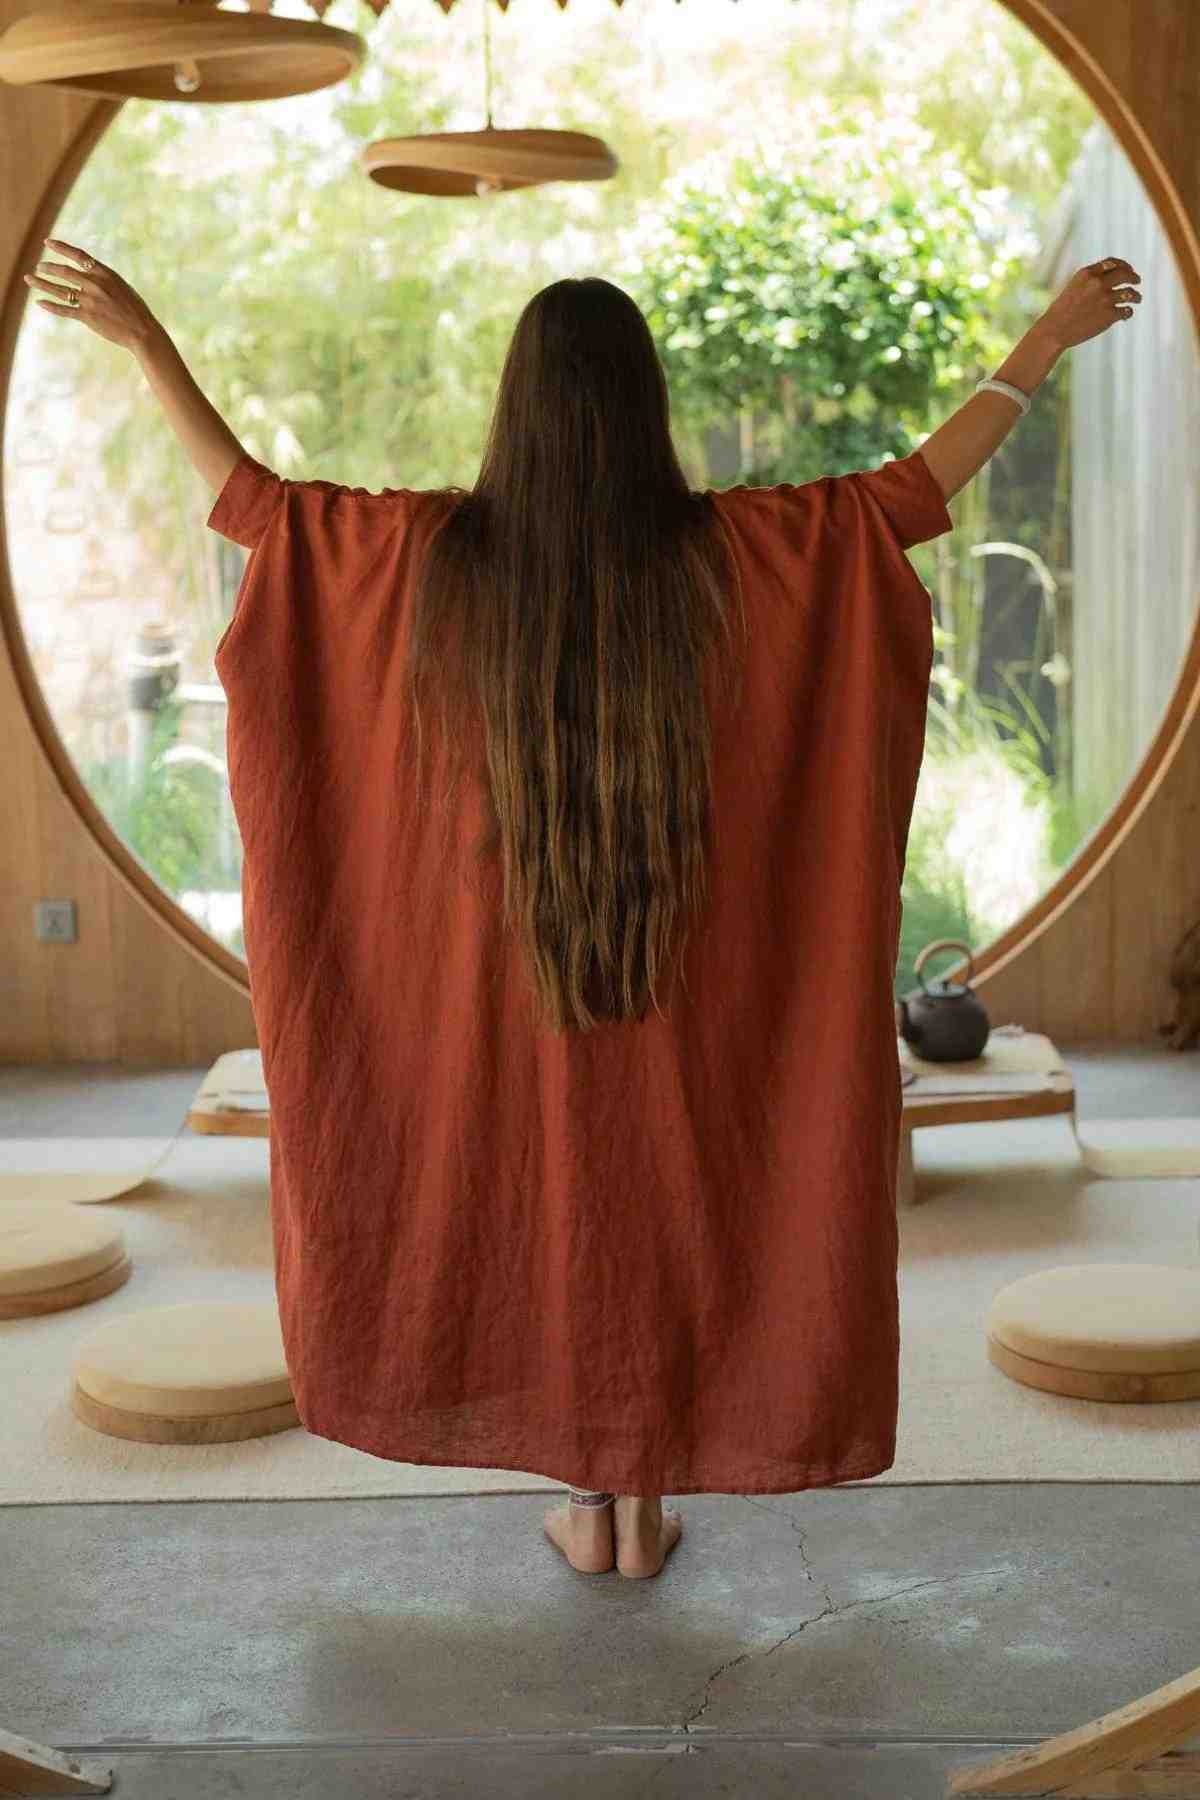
30, 238, 1140, 1577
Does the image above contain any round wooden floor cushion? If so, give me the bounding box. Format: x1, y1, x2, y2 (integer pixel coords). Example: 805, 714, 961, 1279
0, 1197, 131, 1318
987, 1263, 1200, 1403
71, 1300, 299, 1444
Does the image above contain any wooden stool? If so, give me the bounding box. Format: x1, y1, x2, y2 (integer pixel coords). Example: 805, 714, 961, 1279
71, 1300, 300, 1443
986, 1263, 1200, 1403
0, 1198, 131, 1319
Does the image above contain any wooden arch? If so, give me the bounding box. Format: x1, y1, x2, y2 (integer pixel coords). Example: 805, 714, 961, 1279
0, 0, 1197, 1063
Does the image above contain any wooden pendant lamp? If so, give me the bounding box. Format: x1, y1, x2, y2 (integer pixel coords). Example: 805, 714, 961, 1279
361, 0, 617, 197
0, 0, 365, 103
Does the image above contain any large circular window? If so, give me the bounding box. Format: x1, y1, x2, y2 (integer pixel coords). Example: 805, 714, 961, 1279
5, 0, 1194, 994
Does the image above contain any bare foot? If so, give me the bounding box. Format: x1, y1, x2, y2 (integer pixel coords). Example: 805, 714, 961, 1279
613, 1495, 683, 1578
542, 1500, 615, 1573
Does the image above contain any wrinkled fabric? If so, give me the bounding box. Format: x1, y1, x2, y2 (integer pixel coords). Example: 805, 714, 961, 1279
207, 445, 952, 1495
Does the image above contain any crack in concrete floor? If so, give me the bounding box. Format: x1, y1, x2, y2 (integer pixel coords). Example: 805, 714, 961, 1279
678, 1496, 1010, 1734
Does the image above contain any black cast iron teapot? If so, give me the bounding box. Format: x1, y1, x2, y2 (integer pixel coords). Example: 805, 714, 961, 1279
897, 938, 990, 1062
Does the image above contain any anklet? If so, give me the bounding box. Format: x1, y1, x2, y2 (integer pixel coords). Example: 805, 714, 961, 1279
568, 1489, 614, 1508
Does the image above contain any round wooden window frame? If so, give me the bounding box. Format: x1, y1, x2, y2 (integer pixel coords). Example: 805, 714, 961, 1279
1, 0, 1198, 999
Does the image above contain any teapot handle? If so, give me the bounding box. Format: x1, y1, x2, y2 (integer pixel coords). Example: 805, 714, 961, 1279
913, 938, 975, 994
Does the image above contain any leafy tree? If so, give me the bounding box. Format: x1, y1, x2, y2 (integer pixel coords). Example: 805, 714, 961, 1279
620, 95, 1035, 489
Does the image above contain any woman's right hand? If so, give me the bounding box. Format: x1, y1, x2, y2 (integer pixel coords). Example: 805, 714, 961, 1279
1038, 257, 1143, 350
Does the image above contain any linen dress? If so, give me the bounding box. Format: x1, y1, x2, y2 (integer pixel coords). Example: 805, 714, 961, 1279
207, 444, 953, 1497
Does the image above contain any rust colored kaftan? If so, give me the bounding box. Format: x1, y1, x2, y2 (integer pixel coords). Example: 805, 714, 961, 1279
207, 445, 953, 1496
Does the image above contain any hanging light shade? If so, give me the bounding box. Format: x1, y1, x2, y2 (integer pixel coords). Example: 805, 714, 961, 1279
362, 0, 616, 199
362, 127, 617, 197
0, 0, 365, 103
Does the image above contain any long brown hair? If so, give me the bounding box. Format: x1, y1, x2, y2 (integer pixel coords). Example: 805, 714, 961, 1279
407, 275, 745, 1033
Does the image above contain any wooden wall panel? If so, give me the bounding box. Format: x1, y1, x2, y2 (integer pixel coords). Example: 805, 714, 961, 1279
0, 0, 1197, 1062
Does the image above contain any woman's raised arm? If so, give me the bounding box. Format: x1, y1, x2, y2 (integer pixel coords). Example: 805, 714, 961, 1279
918, 256, 1143, 505
135, 327, 245, 497
24, 237, 245, 497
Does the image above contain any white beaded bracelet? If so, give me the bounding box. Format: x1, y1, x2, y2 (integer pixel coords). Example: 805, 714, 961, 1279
974, 377, 1031, 416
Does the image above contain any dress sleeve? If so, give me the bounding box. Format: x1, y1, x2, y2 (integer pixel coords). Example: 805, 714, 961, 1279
206, 449, 420, 551
205, 451, 425, 671
207, 451, 286, 550
842, 447, 954, 550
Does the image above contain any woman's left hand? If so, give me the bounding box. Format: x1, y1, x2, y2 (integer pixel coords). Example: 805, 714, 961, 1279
23, 238, 163, 353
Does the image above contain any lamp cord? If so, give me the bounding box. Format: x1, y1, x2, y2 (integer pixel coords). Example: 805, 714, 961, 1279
482, 0, 493, 130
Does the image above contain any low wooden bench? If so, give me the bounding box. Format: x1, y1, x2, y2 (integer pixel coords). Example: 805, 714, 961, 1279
898, 1030, 1075, 1207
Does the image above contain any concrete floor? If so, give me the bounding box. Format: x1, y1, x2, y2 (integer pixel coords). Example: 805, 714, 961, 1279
2, 1044, 1199, 1798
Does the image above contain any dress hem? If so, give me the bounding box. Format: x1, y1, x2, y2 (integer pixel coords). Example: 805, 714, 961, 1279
297, 1409, 897, 1497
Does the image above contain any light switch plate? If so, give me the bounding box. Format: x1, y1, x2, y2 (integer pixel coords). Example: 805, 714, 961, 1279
34, 900, 77, 943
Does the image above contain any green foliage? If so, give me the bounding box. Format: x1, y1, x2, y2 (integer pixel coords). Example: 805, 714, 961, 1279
926, 664, 1053, 803
898, 675, 1060, 996
621, 98, 1035, 485
1046, 769, 1091, 872
81, 703, 225, 896
896, 847, 974, 1001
